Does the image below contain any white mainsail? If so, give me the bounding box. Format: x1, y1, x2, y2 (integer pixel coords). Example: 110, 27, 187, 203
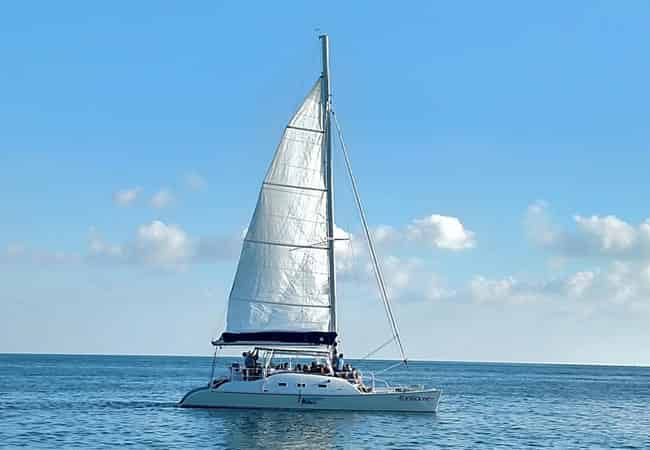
221, 79, 335, 344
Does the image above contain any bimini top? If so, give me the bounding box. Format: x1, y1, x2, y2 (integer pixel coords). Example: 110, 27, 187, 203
217, 79, 337, 347
215, 331, 337, 347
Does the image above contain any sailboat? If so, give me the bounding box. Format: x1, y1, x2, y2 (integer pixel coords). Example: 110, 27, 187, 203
179, 35, 441, 413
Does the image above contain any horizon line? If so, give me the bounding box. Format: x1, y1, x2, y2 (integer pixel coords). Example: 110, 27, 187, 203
1, 351, 648, 368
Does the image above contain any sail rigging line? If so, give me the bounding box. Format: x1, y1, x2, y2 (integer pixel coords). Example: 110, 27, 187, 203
375, 360, 405, 375
359, 336, 396, 360
332, 111, 404, 361
331, 111, 408, 364
209, 346, 218, 383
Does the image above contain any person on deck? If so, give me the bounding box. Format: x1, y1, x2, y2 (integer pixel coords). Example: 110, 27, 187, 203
331, 343, 338, 368
242, 352, 254, 380
243, 352, 254, 369
336, 354, 344, 373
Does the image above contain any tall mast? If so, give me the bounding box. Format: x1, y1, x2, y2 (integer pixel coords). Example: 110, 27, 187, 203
320, 34, 337, 335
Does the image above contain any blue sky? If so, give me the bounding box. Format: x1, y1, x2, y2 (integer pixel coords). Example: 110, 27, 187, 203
2, 1, 649, 365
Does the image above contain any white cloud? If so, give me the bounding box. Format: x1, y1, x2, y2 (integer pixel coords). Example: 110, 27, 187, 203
465, 261, 650, 312
150, 189, 174, 209
372, 225, 399, 245
333, 215, 471, 302
351, 214, 475, 253
565, 270, 596, 298
382, 256, 455, 302
333, 225, 363, 276
383, 255, 417, 291
132, 221, 192, 269
185, 172, 208, 191
333, 226, 454, 303
468, 275, 552, 304
407, 214, 475, 250
389, 262, 438, 301
574, 215, 637, 252
112, 187, 141, 207
89, 221, 240, 271
427, 278, 456, 301
525, 202, 650, 259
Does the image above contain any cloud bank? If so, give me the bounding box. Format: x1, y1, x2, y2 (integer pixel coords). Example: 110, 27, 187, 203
89, 221, 240, 270
526, 201, 650, 260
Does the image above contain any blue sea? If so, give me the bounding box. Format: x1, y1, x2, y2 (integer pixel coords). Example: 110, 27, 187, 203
0, 354, 648, 449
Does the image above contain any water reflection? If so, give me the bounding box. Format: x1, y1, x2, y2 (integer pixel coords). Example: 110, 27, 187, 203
185, 407, 438, 449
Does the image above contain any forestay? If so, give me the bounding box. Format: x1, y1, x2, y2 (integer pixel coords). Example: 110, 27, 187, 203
219, 79, 336, 346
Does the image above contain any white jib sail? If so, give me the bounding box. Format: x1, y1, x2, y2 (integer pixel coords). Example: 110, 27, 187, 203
225, 79, 333, 335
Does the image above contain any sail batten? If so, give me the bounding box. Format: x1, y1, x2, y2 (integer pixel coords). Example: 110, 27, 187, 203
243, 239, 328, 251
230, 297, 333, 309
221, 79, 334, 344
262, 181, 328, 192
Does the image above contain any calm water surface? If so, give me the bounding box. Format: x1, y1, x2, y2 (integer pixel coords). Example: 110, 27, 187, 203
1, 354, 648, 449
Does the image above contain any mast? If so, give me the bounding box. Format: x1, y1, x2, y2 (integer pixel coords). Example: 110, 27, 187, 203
320, 34, 337, 336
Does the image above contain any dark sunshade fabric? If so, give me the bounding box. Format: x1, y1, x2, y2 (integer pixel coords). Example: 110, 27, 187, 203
219, 331, 337, 346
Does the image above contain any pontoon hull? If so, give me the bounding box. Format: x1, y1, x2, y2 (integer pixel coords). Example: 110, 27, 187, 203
179, 386, 441, 413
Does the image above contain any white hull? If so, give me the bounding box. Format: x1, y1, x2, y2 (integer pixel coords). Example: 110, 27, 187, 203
179, 373, 441, 413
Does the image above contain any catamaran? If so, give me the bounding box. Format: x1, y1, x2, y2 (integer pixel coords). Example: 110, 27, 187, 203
179, 35, 441, 413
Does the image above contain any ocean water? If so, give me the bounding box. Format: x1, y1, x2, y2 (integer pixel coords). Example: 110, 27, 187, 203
0, 354, 648, 449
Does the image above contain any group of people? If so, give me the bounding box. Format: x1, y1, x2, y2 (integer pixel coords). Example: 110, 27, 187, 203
292, 361, 331, 375
330, 344, 361, 382
238, 343, 361, 384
